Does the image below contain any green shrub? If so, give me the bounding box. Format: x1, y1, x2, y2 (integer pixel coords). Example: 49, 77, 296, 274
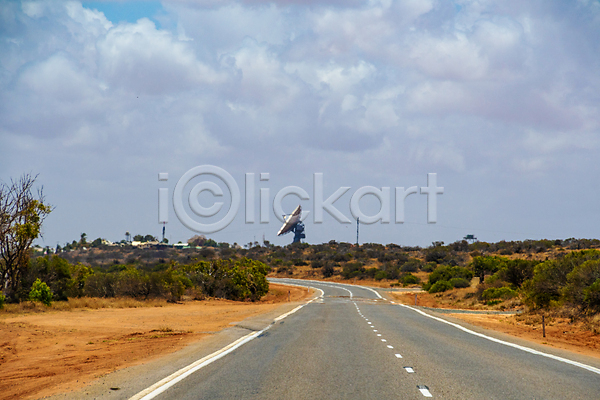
563, 259, 600, 310
470, 256, 507, 281
428, 265, 473, 286
29, 278, 53, 306
0, 293, 5, 309
524, 250, 600, 308
421, 262, 436, 273
401, 274, 419, 286
374, 270, 387, 281
401, 259, 422, 272
365, 267, 378, 279
482, 286, 518, 301
497, 259, 538, 288
182, 258, 269, 301
449, 277, 471, 288
583, 279, 600, 311
429, 280, 453, 293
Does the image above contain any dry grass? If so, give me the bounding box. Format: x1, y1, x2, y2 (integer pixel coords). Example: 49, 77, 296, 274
0, 297, 167, 315
514, 306, 600, 334
585, 314, 600, 334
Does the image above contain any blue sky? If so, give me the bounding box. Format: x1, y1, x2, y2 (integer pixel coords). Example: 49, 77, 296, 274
82, 1, 164, 26
2, 0, 600, 248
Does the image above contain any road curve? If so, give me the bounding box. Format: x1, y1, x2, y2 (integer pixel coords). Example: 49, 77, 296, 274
129, 278, 600, 400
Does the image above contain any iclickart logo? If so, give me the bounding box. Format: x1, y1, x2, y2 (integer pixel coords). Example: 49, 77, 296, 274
158, 165, 443, 234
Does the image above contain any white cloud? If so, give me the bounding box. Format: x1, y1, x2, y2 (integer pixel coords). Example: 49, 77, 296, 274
97, 19, 224, 94
2, 0, 600, 246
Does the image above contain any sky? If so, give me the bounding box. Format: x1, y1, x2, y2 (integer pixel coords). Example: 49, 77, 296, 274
1, 0, 600, 248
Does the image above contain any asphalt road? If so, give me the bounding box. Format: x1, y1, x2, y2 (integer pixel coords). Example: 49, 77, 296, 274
130, 278, 600, 400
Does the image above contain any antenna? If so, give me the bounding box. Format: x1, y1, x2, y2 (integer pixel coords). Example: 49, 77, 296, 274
356, 217, 359, 246
277, 205, 306, 244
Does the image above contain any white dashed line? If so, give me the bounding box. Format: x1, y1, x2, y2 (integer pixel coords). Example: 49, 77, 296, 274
418, 385, 433, 397
377, 334, 382, 336
381, 339, 387, 342
404, 367, 415, 373
387, 345, 393, 349
395, 354, 403, 358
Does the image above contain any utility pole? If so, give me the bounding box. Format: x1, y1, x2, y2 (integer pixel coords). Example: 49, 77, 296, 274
356, 217, 359, 246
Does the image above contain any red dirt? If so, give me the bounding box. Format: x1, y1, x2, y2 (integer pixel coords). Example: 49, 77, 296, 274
0, 284, 310, 400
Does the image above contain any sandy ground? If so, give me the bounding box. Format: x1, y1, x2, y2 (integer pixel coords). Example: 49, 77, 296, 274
391, 292, 600, 360
0, 284, 310, 400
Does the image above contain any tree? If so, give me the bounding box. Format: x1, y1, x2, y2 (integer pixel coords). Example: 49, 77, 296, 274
0, 174, 52, 301
188, 234, 207, 247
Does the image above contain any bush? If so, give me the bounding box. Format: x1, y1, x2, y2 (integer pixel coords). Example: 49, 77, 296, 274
84, 272, 116, 298
374, 270, 387, 281
497, 259, 538, 288
429, 280, 453, 293
428, 265, 473, 286
341, 262, 365, 279
425, 246, 450, 263
421, 262, 436, 273
183, 258, 269, 301
470, 256, 507, 281
482, 286, 518, 301
523, 250, 600, 308
0, 293, 5, 309
322, 264, 334, 278
401, 274, 419, 286
29, 278, 53, 306
583, 279, 600, 311
400, 259, 421, 273
563, 259, 600, 310
25, 256, 72, 301
449, 277, 471, 289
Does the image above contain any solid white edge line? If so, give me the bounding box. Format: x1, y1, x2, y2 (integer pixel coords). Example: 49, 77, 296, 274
397, 303, 600, 376
273, 278, 382, 299
129, 286, 323, 400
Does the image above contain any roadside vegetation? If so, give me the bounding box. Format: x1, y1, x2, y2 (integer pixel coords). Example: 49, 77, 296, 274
1, 173, 599, 333
9, 236, 597, 333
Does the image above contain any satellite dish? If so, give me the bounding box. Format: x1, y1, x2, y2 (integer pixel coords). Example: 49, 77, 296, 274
277, 205, 306, 243
277, 205, 302, 235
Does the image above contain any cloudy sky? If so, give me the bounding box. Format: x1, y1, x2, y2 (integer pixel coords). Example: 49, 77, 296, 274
1, 0, 600, 248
